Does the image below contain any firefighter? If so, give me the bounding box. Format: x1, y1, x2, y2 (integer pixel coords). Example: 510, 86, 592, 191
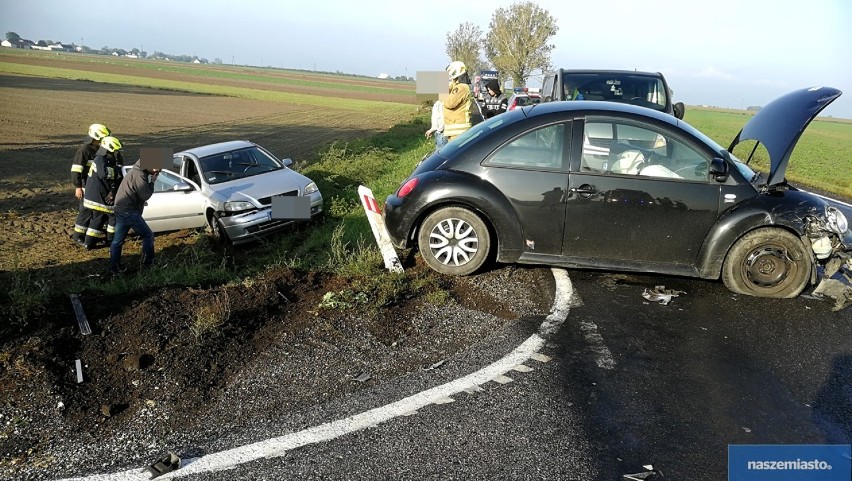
443, 61, 473, 140
81, 136, 123, 249
70, 123, 111, 246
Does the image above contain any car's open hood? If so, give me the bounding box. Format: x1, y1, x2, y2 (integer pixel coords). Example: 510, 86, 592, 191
728, 86, 841, 187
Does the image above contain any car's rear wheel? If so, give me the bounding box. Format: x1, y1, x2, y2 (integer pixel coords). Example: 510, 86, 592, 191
207, 212, 231, 245
417, 207, 490, 276
722, 228, 811, 298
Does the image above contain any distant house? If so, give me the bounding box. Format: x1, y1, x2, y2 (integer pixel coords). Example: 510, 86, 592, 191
0, 39, 33, 48
377, 73, 389, 79
124, 53, 138, 59
193, 59, 201, 64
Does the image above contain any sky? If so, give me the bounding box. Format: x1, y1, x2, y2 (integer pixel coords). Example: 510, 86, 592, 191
2, 0, 852, 118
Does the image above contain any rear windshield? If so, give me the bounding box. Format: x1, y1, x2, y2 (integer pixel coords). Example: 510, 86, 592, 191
517, 95, 541, 107
562, 73, 669, 112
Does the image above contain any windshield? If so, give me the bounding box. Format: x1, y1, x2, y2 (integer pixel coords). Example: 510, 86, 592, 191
199, 146, 283, 185
727, 151, 759, 183
562, 73, 669, 112
437, 115, 509, 157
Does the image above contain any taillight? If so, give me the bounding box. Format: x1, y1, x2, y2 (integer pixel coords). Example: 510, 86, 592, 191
397, 177, 419, 198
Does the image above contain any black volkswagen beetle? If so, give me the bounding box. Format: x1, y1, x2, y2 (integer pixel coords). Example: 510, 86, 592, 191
384, 87, 851, 298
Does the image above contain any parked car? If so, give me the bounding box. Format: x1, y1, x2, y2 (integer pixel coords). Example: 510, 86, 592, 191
383, 87, 850, 299
507, 92, 541, 111
540, 69, 685, 119
123, 140, 323, 245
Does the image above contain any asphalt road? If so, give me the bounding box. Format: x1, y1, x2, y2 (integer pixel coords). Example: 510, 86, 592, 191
170, 268, 849, 480
73, 194, 852, 480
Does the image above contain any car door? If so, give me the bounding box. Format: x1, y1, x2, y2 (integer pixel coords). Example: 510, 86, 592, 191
142, 170, 207, 232
562, 116, 721, 267
482, 122, 571, 255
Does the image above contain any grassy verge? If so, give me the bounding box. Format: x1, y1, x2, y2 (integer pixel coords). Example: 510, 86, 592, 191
0, 116, 439, 326
685, 108, 852, 198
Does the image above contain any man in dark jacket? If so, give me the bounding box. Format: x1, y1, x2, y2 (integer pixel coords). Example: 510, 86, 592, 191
71, 123, 110, 245
108, 160, 160, 275
484, 79, 508, 118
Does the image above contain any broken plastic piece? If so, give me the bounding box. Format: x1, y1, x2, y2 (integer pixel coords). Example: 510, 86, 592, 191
147, 451, 181, 478
69, 294, 91, 335
642, 285, 685, 305
353, 372, 372, 382
423, 359, 446, 371
812, 278, 852, 311
623, 464, 662, 480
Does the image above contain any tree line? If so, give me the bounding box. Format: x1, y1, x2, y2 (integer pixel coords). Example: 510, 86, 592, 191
445, 1, 558, 88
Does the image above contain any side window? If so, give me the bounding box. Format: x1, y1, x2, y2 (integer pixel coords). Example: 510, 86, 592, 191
486, 123, 566, 170
580, 119, 709, 181
153, 170, 187, 193
172, 155, 184, 173
542, 75, 555, 102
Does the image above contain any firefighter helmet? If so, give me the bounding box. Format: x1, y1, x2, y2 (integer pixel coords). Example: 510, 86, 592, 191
88, 123, 111, 141
446, 61, 467, 80
100, 136, 122, 153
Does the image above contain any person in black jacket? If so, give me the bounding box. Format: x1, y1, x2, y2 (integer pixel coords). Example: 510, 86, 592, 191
70, 123, 111, 246
108, 160, 160, 275
483, 79, 508, 118
81, 136, 123, 249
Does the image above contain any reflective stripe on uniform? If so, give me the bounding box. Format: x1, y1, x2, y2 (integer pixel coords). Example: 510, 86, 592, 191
85, 228, 106, 238
74, 225, 87, 234
106, 224, 116, 234
71, 164, 84, 173
83, 199, 114, 213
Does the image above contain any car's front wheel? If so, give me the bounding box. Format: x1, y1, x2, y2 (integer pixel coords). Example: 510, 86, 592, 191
207, 212, 231, 245
722, 228, 811, 298
417, 207, 490, 276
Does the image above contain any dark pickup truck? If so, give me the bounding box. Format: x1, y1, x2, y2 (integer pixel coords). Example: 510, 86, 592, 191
540, 69, 685, 119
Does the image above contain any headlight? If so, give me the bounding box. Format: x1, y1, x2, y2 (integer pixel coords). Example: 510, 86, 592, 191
304, 182, 319, 195
224, 201, 255, 212
826, 205, 849, 234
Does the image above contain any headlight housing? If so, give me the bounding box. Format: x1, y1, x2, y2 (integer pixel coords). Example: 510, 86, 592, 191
224, 200, 255, 213
304, 182, 319, 195
826, 205, 849, 235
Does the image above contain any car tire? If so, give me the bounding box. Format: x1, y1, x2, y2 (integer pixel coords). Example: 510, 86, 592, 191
722, 228, 811, 298
207, 213, 231, 245
417, 207, 490, 276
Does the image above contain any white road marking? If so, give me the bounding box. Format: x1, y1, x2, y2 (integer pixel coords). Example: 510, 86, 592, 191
59, 268, 574, 481
578, 320, 616, 370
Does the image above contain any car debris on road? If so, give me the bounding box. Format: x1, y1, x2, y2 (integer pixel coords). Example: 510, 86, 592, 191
642, 286, 686, 305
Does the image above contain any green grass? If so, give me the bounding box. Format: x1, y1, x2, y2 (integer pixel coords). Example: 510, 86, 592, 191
0, 62, 412, 113
685, 108, 852, 197
0, 49, 415, 96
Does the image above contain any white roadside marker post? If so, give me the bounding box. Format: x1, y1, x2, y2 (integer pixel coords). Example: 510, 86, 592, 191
358, 185, 403, 273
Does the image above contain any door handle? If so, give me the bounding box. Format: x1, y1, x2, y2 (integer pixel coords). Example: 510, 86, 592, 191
569, 185, 597, 198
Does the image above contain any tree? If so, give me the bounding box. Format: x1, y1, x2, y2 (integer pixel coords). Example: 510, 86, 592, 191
6, 32, 20, 43
484, 1, 558, 88
445, 22, 486, 76
213, 58, 223, 65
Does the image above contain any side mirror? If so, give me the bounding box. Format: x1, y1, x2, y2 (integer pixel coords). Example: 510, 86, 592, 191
710, 157, 729, 183
173, 182, 193, 192
673, 102, 685, 120
282, 158, 293, 167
